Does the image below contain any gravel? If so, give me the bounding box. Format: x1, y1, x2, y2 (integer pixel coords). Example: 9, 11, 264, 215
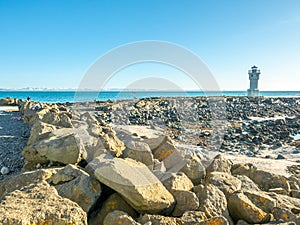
0, 110, 30, 183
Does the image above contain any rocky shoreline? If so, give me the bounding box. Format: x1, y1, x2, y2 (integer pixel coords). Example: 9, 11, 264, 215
0, 96, 300, 225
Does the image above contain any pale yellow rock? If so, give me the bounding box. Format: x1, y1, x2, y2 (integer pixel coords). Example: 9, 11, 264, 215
93, 156, 175, 214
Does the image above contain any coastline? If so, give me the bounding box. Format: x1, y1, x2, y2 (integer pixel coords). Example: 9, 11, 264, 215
0, 90, 300, 103
0, 96, 300, 224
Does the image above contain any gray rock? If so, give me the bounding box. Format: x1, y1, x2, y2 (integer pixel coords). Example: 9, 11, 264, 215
160, 172, 194, 192
194, 184, 232, 224
171, 190, 199, 216
49, 164, 102, 212
180, 154, 206, 185
124, 141, 154, 166
232, 164, 290, 194
206, 172, 242, 198
23, 128, 86, 167
206, 154, 233, 175
0, 167, 9, 175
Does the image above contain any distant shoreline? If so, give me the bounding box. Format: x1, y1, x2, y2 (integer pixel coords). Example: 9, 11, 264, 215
1, 91, 300, 104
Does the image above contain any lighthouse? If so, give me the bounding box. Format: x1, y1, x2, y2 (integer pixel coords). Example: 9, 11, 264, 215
247, 65, 260, 97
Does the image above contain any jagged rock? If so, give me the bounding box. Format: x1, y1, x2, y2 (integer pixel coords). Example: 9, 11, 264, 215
160, 172, 194, 192
206, 172, 242, 198
20, 101, 48, 124
0, 181, 87, 224
26, 121, 57, 146
79, 112, 125, 157
103, 210, 141, 225
152, 159, 167, 172
91, 155, 175, 214
124, 141, 154, 166
243, 190, 276, 213
0, 169, 55, 199
272, 207, 300, 224
38, 109, 73, 128
48, 164, 102, 212
235, 175, 261, 192
144, 135, 176, 161
180, 154, 206, 185
171, 190, 199, 216
194, 184, 232, 224
23, 128, 86, 167
89, 193, 138, 225
161, 147, 187, 171
232, 163, 290, 194
0, 97, 19, 106
20, 101, 73, 128
228, 192, 271, 224
206, 154, 232, 176
268, 193, 300, 214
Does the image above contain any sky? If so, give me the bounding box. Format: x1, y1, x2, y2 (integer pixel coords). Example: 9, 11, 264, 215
0, 0, 300, 91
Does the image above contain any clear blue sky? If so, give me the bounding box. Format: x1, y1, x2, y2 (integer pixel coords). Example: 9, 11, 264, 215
1, 0, 300, 90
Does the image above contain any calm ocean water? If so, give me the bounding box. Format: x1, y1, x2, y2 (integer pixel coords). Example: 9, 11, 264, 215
0, 91, 299, 103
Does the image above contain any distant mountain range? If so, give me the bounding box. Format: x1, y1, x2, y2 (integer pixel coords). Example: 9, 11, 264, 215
0, 87, 205, 92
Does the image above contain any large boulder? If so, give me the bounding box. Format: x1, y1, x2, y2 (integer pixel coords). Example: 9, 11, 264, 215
23, 128, 86, 167
235, 175, 261, 192
77, 112, 125, 157
206, 154, 232, 176
124, 141, 154, 166
0, 169, 55, 199
228, 192, 271, 224
20, 102, 72, 127
160, 172, 194, 192
48, 164, 102, 212
90, 155, 175, 214
143, 135, 176, 161
272, 207, 300, 224
194, 184, 232, 224
26, 121, 57, 146
89, 193, 138, 225
34, 108, 73, 128
232, 164, 290, 194
180, 154, 206, 185
171, 190, 199, 216
268, 192, 300, 214
206, 172, 242, 198
243, 190, 276, 213
20, 101, 47, 124
0, 181, 87, 224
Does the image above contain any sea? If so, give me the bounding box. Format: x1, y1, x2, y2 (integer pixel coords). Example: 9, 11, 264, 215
0, 91, 299, 103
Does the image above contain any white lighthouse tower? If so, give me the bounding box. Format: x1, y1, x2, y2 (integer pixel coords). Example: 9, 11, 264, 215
247, 65, 260, 97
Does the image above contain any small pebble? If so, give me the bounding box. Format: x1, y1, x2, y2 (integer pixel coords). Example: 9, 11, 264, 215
1, 166, 10, 175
